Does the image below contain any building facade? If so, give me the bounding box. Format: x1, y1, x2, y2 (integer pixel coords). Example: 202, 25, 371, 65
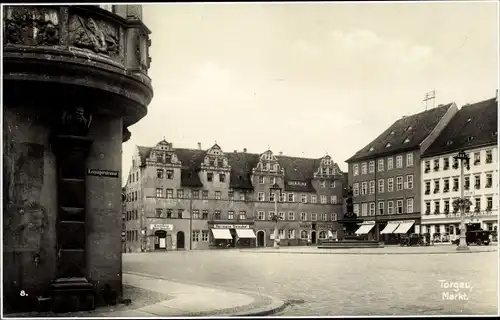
420, 96, 498, 241
124, 141, 345, 251
345, 103, 458, 243
3, 5, 152, 312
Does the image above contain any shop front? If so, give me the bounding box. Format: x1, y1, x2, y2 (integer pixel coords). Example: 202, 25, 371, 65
316, 222, 337, 243
354, 221, 376, 240
209, 223, 256, 248
379, 220, 416, 244
150, 223, 174, 251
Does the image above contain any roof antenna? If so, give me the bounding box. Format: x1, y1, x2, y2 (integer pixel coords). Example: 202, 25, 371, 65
423, 90, 436, 111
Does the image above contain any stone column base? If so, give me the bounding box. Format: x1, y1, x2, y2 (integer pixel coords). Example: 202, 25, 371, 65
51, 277, 95, 313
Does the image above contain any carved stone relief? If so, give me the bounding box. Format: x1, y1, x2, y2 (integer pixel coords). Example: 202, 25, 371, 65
58, 106, 92, 136
68, 14, 119, 57
3, 6, 60, 46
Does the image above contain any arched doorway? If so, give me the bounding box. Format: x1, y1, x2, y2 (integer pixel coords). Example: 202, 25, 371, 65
311, 231, 317, 245
256, 230, 265, 247
176, 231, 185, 249
154, 230, 167, 250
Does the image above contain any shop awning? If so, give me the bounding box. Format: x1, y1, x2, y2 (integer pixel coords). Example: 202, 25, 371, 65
355, 224, 375, 235
235, 229, 256, 239
328, 230, 334, 238
380, 223, 400, 234
393, 221, 415, 234
211, 229, 233, 240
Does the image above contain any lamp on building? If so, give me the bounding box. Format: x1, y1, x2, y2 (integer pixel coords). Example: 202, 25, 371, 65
270, 183, 282, 249
453, 150, 471, 251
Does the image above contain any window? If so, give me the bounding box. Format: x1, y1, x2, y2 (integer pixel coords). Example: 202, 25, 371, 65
369, 180, 375, 194
319, 231, 327, 239
378, 159, 384, 172
192, 190, 200, 199
453, 178, 459, 191
406, 198, 414, 213
300, 230, 309, 239
177, 189, 184, 199
486, 150, 493, 163
207, 172, 213, 182
288, 211, 295, 220
475, 198, 481, 211
353, 164, 359, 176
443, 158, 450, 170
202, 210, 208, 219
434, 201, 440, 214
487, 197, 493, 210
353, 183, 359, 196
320, 195, 327, 204
433, 159, 439, 171
331, 195, 338, 204
239, 211, 246, 220
166, 209, 173, 218
453, 157, 459, 169
433, 180, 440, 194
155, 208, 162, 218
353, 204, 360, 215
378, 179, 384, 193
424, 161, 431, 173
209, 159, 215, 167
378, 202, 384, 215
406, 153, 413, 167
464, 176, 470, 190
406, 174, 413, 189
474, 152, 481, 165
279, 229, 285, 239
215, 191, 221, 200
320, 181, 326, 188
361, 203, 368, 216
192, 231, 200, 242
474, 175, 480, 189
279, 212, 285, 220
311, 213, 317, 221
269, 192, 276, 202
387, 201, 394, 215
259, 176, 265, 184
214, 210, 221, 219
258, 192, 265, 201
396, 176, 403, 190
300, 212, 307, 220
288, 193, 295, 202
387, 157, 393, 170
228, 211, 234, 220
166, 170, 174, 179
279, 192, 285, 202
166, 189, 173, 198
330, 181, 336, 188
396, 200, 403, 214
156, 188, 163, 198
301, 194, 307, 203
444, 200, 450, 213
424, 181, 431, 194
287, 229, 295, 239
486, 173, 493, 187
388, 178, 394, 192
369, 161, 375, 173
361, 163, 367, 174
219, 173, 226, 182
192, 210, 200, 219
201, 230, 209, 242
396, 156, 403, 168
321, 213, 328, 221
240, 193, 246, 201
157, 169, 164, 178
258, 211, 265, 220
177, 209, 183, 219
203, 190, 209, 199
270, 177, 276, 185
369, 202, 375, 216
361, 182, 368, 195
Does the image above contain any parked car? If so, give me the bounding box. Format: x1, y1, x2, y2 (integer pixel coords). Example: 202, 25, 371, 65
400, 233, 427, 246
452, 229, 491, 246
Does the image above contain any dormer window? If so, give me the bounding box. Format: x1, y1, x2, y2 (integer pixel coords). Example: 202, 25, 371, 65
390, 131, 395, 135
403, 138, 410, 143
467, 136, 474, 142
385, 143, 391, 148
407, 126, 412, 131
446, 140, 453, 146
466, 118, 472, 123
369, 147, 374, 151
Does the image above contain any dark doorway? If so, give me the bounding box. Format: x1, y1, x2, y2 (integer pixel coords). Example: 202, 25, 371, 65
155, 230, 167, 250
176, 231, 185, 249
257, 231, 265, 247
311, 231, 317, 244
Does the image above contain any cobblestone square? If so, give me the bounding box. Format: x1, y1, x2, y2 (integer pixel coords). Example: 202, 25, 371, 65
123, 248, 498, 316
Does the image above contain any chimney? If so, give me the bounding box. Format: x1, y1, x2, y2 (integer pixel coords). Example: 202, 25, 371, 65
279, 151, 283, 156
243, 148, 247, 153
234, 150, 237, 153
197, 142, 201, 150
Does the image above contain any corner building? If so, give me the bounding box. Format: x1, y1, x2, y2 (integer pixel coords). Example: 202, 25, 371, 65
345, 103, 458, 243
124, 142, 345, 251
420, 95, 498, 241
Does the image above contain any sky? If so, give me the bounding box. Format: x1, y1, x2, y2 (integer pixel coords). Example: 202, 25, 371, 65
122, 1, 498, 184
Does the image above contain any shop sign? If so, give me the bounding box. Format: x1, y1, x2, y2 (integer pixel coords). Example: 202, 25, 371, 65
150, 223, 173, 231
288, 181, 307, 186
299, 223, 312, 228
361, 221, 376, 225
317, 223, 334, 229
212, 224, 250, 229
87, 169, 119, 178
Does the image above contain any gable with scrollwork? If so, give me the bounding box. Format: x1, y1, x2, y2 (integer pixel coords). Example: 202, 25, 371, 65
252, 150, 284, 174
200, 144, 231, 172
313, 155, 342, 179
146, 140, 181, 168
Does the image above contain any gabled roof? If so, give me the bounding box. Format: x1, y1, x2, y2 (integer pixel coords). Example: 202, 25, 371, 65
134, 144, 343, 191
422, 97, 498, 158
346, 103, 453, 163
